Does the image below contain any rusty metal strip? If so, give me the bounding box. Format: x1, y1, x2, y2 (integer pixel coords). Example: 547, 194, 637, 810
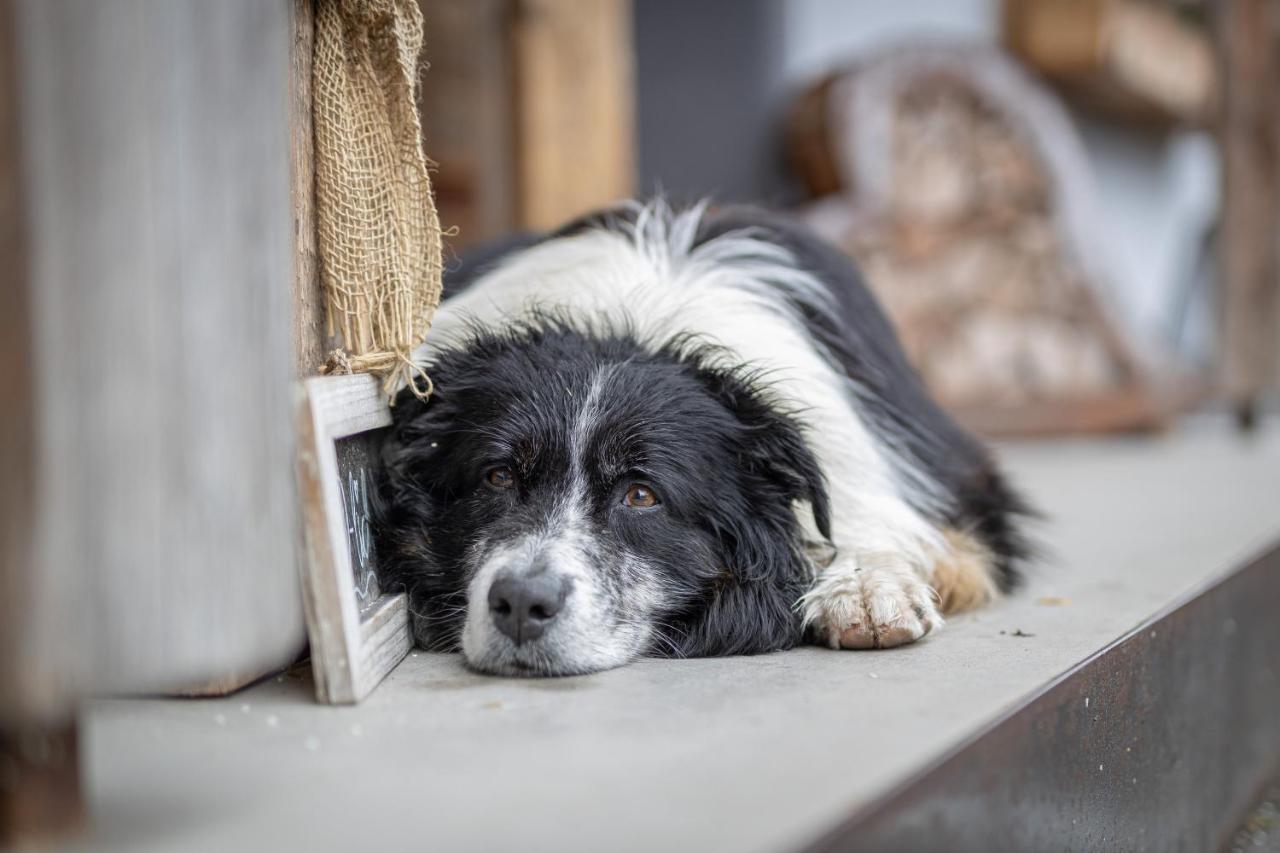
806, 541, 1280, 853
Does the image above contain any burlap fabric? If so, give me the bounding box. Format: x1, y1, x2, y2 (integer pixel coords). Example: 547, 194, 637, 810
313, 0, 442, 400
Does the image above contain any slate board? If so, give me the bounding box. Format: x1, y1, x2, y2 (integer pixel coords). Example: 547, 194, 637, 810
335, 427, 387, 614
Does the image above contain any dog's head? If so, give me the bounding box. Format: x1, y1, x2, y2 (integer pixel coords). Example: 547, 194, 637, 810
377, 321, 830, 676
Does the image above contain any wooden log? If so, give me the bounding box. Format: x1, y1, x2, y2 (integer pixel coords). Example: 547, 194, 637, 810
1215, 0, 1280, 428
1004, 0, 1217, 128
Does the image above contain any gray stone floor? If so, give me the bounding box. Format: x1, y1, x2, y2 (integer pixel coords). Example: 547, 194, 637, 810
70, 419, 1280, 853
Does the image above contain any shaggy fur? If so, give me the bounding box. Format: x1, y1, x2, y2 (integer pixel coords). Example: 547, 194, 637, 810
376, 200, 1031, 676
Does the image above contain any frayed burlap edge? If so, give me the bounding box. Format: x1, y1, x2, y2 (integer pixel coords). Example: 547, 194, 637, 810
312, 0, 442, 403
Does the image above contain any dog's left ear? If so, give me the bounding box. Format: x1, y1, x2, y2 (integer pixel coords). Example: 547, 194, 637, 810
700, 364, 831, 541
744, 405, 832, 542
670, 364, 833, 657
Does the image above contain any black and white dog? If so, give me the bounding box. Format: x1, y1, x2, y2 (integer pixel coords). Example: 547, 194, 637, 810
377, 201, 1030, 676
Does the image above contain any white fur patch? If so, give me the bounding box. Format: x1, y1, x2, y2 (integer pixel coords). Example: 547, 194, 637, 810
461, 365, 659, 675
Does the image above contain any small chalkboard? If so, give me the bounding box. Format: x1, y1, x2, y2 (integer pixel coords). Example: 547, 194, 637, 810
295, 374, 412, 703
336, 428, 386, 613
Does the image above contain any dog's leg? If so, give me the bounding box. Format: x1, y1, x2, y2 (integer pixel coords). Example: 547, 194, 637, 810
801, 552, 942, 650
801, 519, 1002, 649
795, 479, 941, 649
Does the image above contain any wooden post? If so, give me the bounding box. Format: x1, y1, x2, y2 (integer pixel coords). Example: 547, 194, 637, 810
0, 0, 83, 840
292, 0, 326, 378
1216, 0, 1280, 428
171, 0, 324, 700
415, 0, 520, 250
2, 0, 303, 741
510, 0, 635, 230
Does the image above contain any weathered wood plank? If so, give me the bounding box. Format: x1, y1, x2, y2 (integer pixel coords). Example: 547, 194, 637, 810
175, 0, 326, 700
292, 0, 326, 378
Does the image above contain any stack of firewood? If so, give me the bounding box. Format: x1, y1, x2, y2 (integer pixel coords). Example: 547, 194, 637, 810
845, 76, 1123, 408
788, 45, 1159, 433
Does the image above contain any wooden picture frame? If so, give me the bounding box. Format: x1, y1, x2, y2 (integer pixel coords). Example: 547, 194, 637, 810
295, 373, 412, 703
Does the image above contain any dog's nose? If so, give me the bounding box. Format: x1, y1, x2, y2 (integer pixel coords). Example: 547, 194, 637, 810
488, 572, 568, 645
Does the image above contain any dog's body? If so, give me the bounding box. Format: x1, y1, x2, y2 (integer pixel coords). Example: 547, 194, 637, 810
378, 201, 1030, 676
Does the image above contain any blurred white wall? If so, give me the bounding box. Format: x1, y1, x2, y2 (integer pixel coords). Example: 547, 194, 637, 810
778, 0, 998, 84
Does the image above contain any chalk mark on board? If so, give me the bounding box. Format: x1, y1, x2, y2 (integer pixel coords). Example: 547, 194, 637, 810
339, 465, 377, 605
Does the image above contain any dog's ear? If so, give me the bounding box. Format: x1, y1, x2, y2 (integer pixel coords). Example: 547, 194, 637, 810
669, 362, 832, 657
678, 566, 808, 656
374, 390, 442, 573
696, 363, 831, 541
743, 403, 832, 542
375, 382, 476, 651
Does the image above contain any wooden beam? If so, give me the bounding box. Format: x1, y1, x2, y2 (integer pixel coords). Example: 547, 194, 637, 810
291, 0, 325, 377
1216, 0, 1280, 427
0, 0, 84, 840
0, 0, 35, 725
511, 0, 635, 230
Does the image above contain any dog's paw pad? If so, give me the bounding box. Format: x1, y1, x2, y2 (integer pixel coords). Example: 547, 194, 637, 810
805, 569, 941, 650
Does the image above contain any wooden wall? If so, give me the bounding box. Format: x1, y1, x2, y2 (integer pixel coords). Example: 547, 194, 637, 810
1, 0, 304, 725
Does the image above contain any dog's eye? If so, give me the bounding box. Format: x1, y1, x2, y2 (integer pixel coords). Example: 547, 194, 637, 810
623, 484, 659, 509
486, 467, 516, 490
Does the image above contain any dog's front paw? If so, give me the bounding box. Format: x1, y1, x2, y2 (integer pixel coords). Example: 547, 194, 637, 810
801, 557, 942, 650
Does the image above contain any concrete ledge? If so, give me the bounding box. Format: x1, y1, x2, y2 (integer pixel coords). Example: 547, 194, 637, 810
812, 541, 1280, 853
73, 420, 1280, 852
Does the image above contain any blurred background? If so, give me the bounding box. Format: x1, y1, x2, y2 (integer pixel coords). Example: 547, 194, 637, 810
2, 0, 1279, 846
420, 0, 1276, 437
